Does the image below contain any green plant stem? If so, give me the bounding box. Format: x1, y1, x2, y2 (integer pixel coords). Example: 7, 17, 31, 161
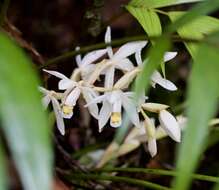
69, 173, 170, 190
94, 168, 219, 183
0, 0, 10, 26
40, 35, 202, 69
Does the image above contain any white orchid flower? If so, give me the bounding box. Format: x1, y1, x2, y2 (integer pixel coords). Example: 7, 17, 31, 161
103, 26, 147, 88
38, 87, 65, 135
85, 89, 141, 132
75, 46, 107, 81
158, 109, 181, 142
43, 69, 99, 119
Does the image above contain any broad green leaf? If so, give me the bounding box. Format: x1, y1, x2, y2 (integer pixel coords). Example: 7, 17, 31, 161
166, 0, 219, 34
173, 42, 219, 190
169, 12, 219, 57
129, 0, 203, 8
0, 32, 52, 190
126, 6, 162, 37
0, 143, 7, 190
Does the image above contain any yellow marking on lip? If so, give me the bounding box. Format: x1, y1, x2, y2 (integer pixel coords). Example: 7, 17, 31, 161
111, 112, 121, 125
62, 105, 73, 115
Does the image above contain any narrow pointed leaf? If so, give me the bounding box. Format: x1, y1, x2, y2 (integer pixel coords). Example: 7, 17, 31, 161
0, 32, 52, 190
169, 12, 219, 57
129, 0, 203, 8
0, 143, 7, 190
126, 6, 161, 37
173, 42, 219, 190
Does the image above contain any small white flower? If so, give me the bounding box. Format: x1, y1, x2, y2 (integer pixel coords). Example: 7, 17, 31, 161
75, 46, 107, 81
103, 26, 147, 88
86, 89, 140, 132
158, 109, 181, 142
43, 69, 99, 119
38, 87, 65, 135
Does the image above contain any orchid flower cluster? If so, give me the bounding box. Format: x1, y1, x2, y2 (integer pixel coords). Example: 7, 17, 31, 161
40, 26, 181, 157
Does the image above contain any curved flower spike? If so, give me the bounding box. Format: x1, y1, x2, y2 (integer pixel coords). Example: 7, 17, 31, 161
38, 87, 65, 135
158, 109, 181, 142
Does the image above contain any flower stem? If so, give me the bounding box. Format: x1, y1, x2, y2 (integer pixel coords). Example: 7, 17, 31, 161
94, 167, 219, 183
68, 172, 170, 190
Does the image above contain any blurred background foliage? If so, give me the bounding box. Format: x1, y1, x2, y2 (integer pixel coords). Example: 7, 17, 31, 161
1, 0, 219, 189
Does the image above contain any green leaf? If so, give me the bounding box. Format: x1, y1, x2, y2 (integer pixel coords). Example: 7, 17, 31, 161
0, 32, 52, 190
129, 0, 203, 8
166, 0, 219, 34
172, 42, 219, 190
0, 143, 7, 190
126, 5, 162, 37
169, 12, 219, 57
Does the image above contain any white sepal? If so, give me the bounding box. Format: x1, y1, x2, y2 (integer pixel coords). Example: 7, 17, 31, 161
164, 52, 177, 62
113, 41, 147, 61
98, 101, 112, 132
43, 69, 68, 80
158, 110, 181, 142
151, 71, 177, 91
51, 97, 65, 135
65, 87, 81, 106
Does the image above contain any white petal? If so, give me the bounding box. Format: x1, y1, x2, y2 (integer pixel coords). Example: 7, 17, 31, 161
81, 49, 107, 66
115, 58, 135, 72
81, 64, 96, 81
105, 26, 113, 58
122, 95, 140, 127
104, 66, 115, 88
112, 99, 122, 113
43, 69, 68, 80
98, 100, 112, 132
42, 95, 51, 108
105, 26, 111, 43
135, 49, 143, 66
65, 87, 81, 106
159, 110, 181, 142
151, 71, 177, 91
148, 138, 157, 157
51, 97, 65, 135
84, 94, 107, 107
164, 52, 177, 62
58, 79, 76, 90
108, 90, 122, 103
75, 46, 82, 67
113, 41, 147, 61
82, 88, 99, 119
